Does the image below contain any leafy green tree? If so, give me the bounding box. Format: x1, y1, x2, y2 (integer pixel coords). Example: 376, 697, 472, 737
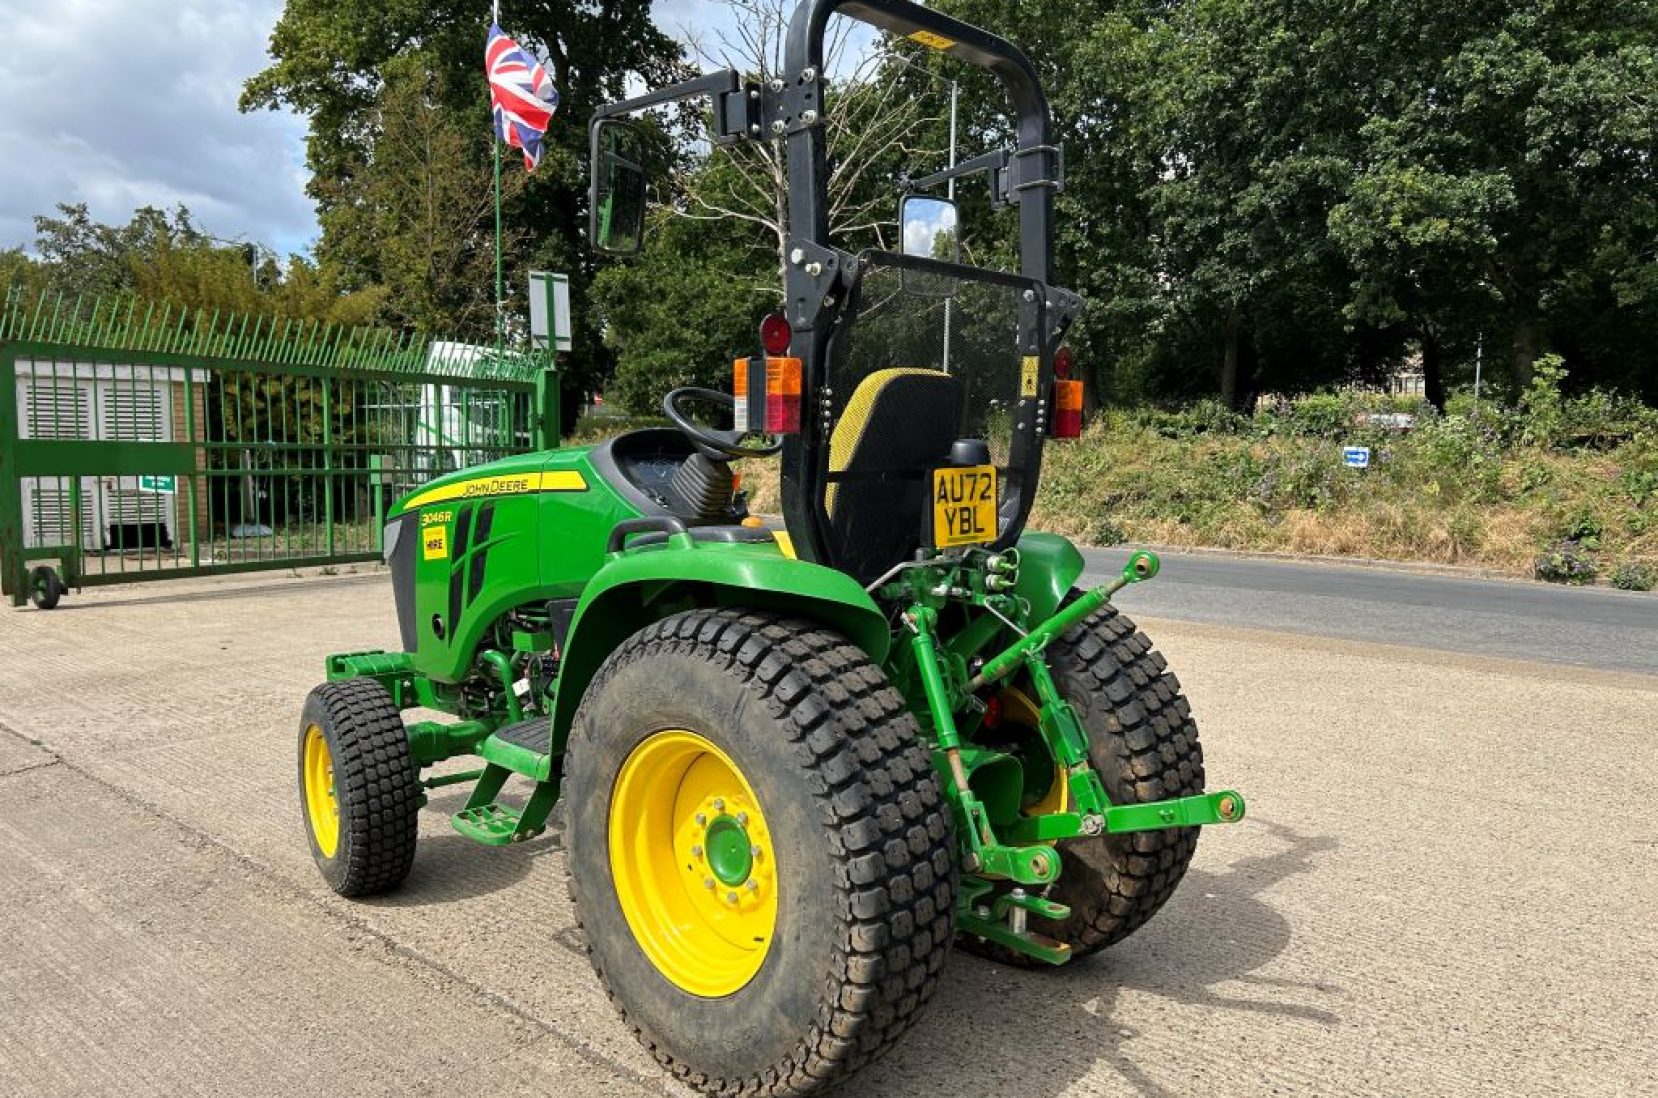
0, 248, 47, 305
31, 203, 208, 297
1329, 0, 1658, 396
592, 213, 771, 414
17, 202, 383, 326
321, 53, 515, 337
243, 0, 687, 412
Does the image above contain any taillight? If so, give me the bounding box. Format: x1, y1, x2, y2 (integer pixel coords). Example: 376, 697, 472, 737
1051, 346, 1082, 439
733, 353, 802, 435
1053, 346, 1076, 379
765, 355, 802, 433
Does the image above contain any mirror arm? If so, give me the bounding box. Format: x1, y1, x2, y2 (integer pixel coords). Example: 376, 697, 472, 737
590, 69, 741, 122
905, 149, 1008, 197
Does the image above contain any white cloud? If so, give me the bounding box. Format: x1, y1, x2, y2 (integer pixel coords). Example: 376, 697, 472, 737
902, 197, 957, 259
0, 0, 314, 255
0, 0, 889, 259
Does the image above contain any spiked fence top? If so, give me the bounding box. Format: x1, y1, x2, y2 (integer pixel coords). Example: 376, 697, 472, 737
0, 287, 546, 384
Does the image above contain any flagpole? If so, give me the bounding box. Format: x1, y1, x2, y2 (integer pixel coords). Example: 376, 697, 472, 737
492, 0, 504, 357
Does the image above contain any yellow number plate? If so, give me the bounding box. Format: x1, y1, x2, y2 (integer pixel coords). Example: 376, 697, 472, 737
931, 465, 997, 548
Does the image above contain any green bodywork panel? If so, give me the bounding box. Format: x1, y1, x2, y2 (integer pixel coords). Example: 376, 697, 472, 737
549, 540, 890, 752
321, 436, 1248, 967
391, 445, 632, 684
1011, 532, 1087, 623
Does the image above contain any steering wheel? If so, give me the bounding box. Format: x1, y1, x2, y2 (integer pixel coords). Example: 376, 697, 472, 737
662, 387, 784, 461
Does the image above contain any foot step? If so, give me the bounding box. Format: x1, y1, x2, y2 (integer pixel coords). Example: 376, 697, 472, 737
478, 716, 552, 778
452, 802, 532, 846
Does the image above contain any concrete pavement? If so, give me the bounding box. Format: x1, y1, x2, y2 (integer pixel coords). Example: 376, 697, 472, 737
1, 569, 1654, 1096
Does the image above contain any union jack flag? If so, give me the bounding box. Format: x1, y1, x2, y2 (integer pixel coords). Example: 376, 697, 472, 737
486, 23, 559, 171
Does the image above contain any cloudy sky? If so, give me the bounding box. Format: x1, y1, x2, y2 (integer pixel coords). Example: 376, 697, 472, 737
0, 1, 859, 259
0, 0, 314, 254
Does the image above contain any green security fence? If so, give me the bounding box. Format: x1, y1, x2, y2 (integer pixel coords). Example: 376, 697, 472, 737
0, 289, 561, 605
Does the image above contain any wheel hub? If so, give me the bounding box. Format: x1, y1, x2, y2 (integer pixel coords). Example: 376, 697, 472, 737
677, 792, 775, 927
702, 813, 755, 886
609, 730, 779, 997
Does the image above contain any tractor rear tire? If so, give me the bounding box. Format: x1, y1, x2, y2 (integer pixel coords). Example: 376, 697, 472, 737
566, 609, 955, 1098
298, 679, 421, 897
966, 596, 1205, 965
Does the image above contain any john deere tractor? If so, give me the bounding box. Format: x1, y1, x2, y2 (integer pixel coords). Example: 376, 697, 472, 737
297, 1, 1245, 1092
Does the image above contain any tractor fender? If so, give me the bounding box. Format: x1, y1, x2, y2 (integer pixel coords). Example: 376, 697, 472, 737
549, 543, 892, 751
1014, 532, 1088, 623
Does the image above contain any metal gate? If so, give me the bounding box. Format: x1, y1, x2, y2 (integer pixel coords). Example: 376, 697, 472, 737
0, 292, 559, 605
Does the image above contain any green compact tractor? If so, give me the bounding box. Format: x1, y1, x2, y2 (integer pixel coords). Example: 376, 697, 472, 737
298, 1, 1245, 1092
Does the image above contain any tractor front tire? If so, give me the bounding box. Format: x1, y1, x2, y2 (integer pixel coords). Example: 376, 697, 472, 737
969, 596, 1205, 965
298, 679, 421, 897
566, 609, 955, 1098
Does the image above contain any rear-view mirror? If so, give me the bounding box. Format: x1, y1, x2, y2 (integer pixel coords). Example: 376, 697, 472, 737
900, 195, 960, 264
591, 120, 647, 256
899, 195, 960, 297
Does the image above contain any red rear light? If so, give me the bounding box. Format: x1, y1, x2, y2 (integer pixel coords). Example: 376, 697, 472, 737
1053, 378, 1084, 439
1053, 345, 1076, 379
760, 313, 792, 356
733, 354, 801, 435
765, 356, 802, 433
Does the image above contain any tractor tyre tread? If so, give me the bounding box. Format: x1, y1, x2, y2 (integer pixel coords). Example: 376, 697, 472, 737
299, 679, 420, 897
566, 608, 956, 1098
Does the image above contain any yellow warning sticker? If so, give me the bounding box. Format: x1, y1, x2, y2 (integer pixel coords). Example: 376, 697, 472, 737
1020, 355, 1040, 398
423, 526, 448, 561
908, 30, 956, 50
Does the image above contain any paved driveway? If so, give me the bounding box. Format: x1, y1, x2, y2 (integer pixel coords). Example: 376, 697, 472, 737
2, 570, 1654, 1096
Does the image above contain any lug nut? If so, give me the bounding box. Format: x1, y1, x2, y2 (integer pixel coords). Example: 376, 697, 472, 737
704, 878, 716, 889
695, 813, 707, 826
750, 844, 762, 857
713, 798, 726, 811
691, 845, 704, 859
727, 892, 740, 904
746, 879, 759, 891
736, 811, 748, 826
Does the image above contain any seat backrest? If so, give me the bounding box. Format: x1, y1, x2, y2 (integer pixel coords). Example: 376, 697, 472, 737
823, 368, 965, 582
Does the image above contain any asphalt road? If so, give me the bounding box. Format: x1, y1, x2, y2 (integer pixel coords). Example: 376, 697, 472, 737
1085, 548, 1657, 674
1, 567, 1654, 1097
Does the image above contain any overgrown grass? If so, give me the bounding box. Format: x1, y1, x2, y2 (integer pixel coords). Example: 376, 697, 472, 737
618, 361, 1658, 585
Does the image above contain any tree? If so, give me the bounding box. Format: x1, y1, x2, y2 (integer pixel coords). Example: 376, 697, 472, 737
1329, 1, 1658, 394
18, 202, 382, 326
673, 0, 945, 287
591, 214, 769, 414
321, 53, 521, 337
31, 203, 208, 297
244, 0, 687, 410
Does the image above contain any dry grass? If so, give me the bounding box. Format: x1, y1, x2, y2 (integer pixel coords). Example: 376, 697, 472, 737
581, 402, 1658, 585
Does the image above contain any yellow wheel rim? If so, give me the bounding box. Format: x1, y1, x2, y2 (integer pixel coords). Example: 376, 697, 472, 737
303, 723, 341, 859
608, 729, 779, 997
1001, 688, 1069, 821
